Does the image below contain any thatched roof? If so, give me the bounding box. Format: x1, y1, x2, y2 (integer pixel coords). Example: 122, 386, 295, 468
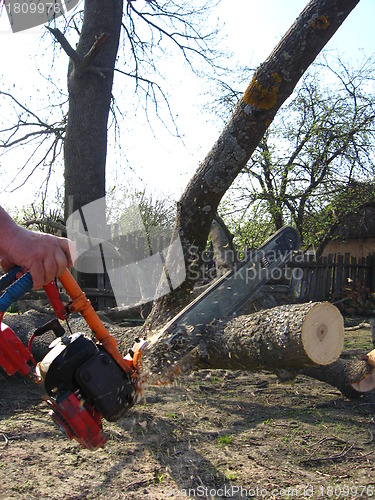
328, 202, 375, 240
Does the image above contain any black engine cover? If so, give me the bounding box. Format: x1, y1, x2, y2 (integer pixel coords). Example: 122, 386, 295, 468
75, 350, 136, 421
41, 334, 136, 422
43, 334, 97, 396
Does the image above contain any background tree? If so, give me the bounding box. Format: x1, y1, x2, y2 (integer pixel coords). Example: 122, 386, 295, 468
217, 55, 375, 250
314, 180, 375, 254
0, 1, 223, 212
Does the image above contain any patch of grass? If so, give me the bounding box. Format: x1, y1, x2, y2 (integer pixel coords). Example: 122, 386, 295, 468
153, 469, 165, 484
263, 418, 273, 426
165, 412, 179, 419
218, 434, 233, 446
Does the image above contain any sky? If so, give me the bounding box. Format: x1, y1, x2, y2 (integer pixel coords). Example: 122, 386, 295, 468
0, 0, 374, 211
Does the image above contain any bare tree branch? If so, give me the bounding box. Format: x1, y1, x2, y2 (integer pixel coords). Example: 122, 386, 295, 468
46, 26, 79, 62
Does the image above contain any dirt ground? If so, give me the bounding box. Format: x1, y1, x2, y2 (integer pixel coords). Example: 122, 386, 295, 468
1, 313, 375, 499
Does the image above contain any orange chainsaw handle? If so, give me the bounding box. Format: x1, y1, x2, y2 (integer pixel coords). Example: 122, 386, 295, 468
58, 269, 134, 374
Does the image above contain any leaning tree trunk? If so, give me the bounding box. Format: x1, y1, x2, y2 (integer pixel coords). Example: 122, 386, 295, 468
147, 0, 360, 327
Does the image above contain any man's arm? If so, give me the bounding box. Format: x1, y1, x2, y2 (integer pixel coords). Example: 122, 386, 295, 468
0, 206, 76, 289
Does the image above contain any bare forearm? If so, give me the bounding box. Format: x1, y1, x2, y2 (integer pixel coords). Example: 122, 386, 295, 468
0, 206, 20, 256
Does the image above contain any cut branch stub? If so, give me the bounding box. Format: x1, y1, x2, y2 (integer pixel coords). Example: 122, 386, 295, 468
352, 372, 375, 393
47, 27, 79, 63
47, 27, 111, 82
351, 348, 375, 393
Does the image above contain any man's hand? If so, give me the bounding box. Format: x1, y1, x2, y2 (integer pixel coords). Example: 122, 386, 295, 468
1, 225, 77, 289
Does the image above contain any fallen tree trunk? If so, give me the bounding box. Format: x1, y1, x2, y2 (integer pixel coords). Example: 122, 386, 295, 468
142, 302, 344, 382
192, 302, 344, 371
141, 302, 375, 399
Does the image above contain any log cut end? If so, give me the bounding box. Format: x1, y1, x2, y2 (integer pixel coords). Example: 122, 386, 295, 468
351, 348, 375, 393
351, 371, 375, 393
301, 302, 344, 365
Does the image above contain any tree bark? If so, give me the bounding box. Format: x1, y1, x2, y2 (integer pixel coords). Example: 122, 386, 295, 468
140, 301, 375, 399
141, 302, 345, 383
208, 215, 235, 277
63, 0, 123, 220
57, 0, 123, 291
148, 0, 360, 327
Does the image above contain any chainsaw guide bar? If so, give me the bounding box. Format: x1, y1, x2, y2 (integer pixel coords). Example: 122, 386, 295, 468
146, 226, 300, 379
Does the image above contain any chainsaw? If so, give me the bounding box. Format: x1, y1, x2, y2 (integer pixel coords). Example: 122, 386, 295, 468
147, 226, 301, 366
0, 267, 146, 450
0, 226, 300, 450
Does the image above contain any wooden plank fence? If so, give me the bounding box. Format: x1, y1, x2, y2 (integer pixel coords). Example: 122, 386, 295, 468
80, 228, 375, 309
91, 233, 171, 310
85, 234, 215, 309
287, 252, 375, 302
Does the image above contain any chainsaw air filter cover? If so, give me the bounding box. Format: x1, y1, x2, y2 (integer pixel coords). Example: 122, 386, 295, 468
38, 333, 136, 422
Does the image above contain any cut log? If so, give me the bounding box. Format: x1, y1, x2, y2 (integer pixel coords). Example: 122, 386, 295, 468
141, 302, 344, 384
352, 371, 375, 393
142, 302, 375, 399
193, 302, 344, 371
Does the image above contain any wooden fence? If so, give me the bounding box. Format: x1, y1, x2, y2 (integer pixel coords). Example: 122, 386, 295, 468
287, 252, 375, 302
85, 233, 172, 310
80, 230, 375, 309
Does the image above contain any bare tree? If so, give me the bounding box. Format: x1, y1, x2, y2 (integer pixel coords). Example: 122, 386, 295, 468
0, 1, 222, 215
219, 56, 375, 248
0, 91, 66, 203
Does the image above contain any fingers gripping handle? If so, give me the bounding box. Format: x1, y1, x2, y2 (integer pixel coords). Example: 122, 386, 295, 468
0, 271, 33, 313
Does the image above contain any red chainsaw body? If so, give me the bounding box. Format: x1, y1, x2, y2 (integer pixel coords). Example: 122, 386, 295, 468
0, 322, 31, 376
0, 270, 146, 451
47, 393, 107, 451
